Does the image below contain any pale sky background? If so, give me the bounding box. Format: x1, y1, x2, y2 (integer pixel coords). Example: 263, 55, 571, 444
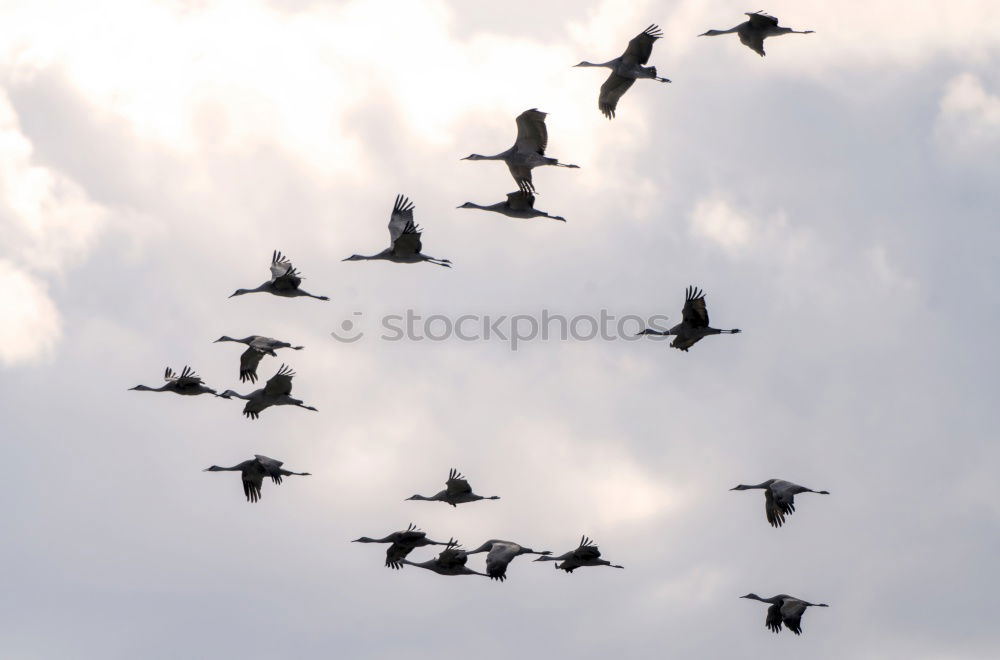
1, 0, 999, 658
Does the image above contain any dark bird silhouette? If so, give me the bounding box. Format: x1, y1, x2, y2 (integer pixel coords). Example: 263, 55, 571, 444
401, 539, 488, 577
731, 479, 830, 528
203, 455, 310, 503
466, 539, 551, 582
741, 593, 828, 635
637, 285, 741, 351
229, 251, 329, 300
217, 364, 317, 419
575, 24, 671, 119
462, 109, 579, 194
700, 11, 814, 57
458, 191, 565, 222
406, 468, 500, 507
353, 523, 449, 569
129, 366, 216, 396
343, 195, 451, 267
534, 535, 624, 573
214, 335, 303, 383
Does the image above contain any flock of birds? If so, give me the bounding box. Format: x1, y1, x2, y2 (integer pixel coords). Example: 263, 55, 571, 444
129, 12, 830, 637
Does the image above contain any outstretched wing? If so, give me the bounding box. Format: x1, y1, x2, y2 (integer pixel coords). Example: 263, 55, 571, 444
574, 536, 602, 561
681, 286, 710, 328
263, 364, 295, 397
388, 194, 415, 245
505, 191, 535, 211
269, 251, 302, 290
485, 544, 515, 581
746, 11, 779, 28
514, 108, 548, 155
174, 366, 205, 388
388, 195, 424, 257
385, 543, 413, 569
437, 540, 468, 569
254, 455, 285, 484
765, 603, 783, 633
621, 24, 662, 66
764, 488, 787, 528
780, 599, 808, 635
507, 163, 534, 194
599, 72, 636, 119
239, 347, 266, 383
242, 468, 264, 503
446, 468, 473, 497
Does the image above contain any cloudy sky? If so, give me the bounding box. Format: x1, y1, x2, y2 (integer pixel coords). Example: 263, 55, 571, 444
2, 0, 999, 657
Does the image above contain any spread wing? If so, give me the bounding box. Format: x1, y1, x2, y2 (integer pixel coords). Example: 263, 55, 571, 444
388, 194, 415, 245
781, 599, 808, 635
574, 536, 602, 561
681, 286, 710, 327
385, 543, 413, 569
388, 195, 424, 257
764, 488, 788, 528
242, 467, 264, 503
485, 544, 515, 581
269, 251, 302, 290
446, 468, 473, 497
599, 73, 636, 119
740, 29, 766, 57
263, 364, 295, 397
765, 603, 783, 633
507, 163, 534, 194
239, 347, 266, 383
505, 191, 535, 211
621, 24, 662, 66
254, 455, 285, 484
514, 108, 548, 155
174, 366, 205, 388
746, 11, 779, 28
437, 540, 468, 569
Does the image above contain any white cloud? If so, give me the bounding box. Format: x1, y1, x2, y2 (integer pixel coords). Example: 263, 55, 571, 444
936, 73, 1000, 152
0, 259, 61, 365
689, 198, 754, 254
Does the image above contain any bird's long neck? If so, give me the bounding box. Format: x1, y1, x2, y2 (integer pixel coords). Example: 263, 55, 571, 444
471, 153, 507, 161
701, 26, 740, 36
577, 60, 616, 69
409, 494, 435, 501
734, 482, 771, 490
280, 470, 311, 477
462, 202, 494, 211
207, 464, 243, 472
131, 384, 170, 392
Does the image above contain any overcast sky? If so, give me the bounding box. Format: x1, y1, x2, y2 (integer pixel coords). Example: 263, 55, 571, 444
2, 0, 999, 658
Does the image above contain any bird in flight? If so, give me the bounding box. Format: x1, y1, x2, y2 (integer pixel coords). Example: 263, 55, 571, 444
637, 285, 741, 351
229, 251, 329, 300
462, 109, 579, 194
129, 366, 216, 396
575, 24, 671, 119
534, 535, 624, 573
406, 468, 500, 507
353, 523, 449, 569
343, 195, 451, 267
214, 335, 304, 383
699, 11, 814, 57
203, 454, 310, 503
458, 191, 566, 222
217, 364, 317, 419
740, 593, 828, 635
400, 539, 488, 577
731, 479, 830, 528
466, 539, 551, 582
